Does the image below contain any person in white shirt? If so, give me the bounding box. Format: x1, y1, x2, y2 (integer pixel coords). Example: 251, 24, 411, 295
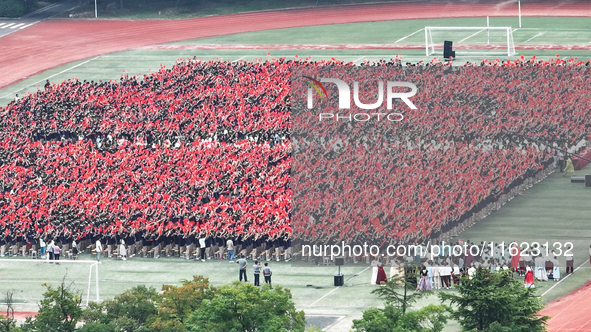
119, 240, 127, 261
227, 238, 234, 263
468, 265, 476, 279
39, 238, 46, 259
534, 255, 547, 281
47, 241, 54, 261
439, 263, 453, 289
72, 239, 78, 260
432, 265, 441, 289
370, 260, 379, 285
551, 256, 560, 281
199, 236, 207, 262
96, 239, 103, 263
390, 260, 402, 282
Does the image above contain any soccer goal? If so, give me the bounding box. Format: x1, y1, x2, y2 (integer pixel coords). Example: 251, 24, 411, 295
0, 259, 100, 307
425, 26, 516, 57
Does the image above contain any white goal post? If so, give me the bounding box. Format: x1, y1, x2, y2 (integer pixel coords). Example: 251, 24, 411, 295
0, 259, 99, 307
425, 26, 516, 57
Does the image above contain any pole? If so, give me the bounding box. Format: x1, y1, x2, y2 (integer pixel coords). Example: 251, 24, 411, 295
94, 0, 97, 18
425, 27, 429, 57
518, 1, 522, 28
86, 264, 93, 306
487, 16, 490, 45
95, 263, 100, 302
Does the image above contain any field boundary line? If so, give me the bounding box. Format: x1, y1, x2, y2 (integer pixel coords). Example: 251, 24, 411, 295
395, 28, 424, 43
541, 260, 588, 298
308, 266, 370, 307
523, 32, 545, 43
0, 56, 100, 100
458, 29, 486, 43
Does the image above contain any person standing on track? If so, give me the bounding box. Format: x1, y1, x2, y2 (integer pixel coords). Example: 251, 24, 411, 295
566, 254, 574, 274
47, 240, 54, 261
236, 254, 248, 282
253, 260, 262, 286
263, 262, 272, 289
227, 237, 234, 263
53, 243, 61, 263
563, 157, 575, 177
96, 238, 103, 263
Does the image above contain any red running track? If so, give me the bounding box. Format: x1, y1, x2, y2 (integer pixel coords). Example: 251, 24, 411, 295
1, 0, 591, 89
541, 280, 591, 331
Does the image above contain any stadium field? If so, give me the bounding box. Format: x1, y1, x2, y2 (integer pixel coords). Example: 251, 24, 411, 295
168, 17, 591, 46
1, 2, 591, 331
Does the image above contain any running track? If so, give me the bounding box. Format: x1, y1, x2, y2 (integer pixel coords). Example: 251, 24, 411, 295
1, 0, 591, 89
541, 279, 591, 331
1, 2, 591, 329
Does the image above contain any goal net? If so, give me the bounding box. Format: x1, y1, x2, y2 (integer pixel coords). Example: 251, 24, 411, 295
0, 259, 99, 308
425, 26, 516, 57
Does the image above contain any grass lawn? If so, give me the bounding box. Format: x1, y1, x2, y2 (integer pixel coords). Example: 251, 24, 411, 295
168, 17, 591, 45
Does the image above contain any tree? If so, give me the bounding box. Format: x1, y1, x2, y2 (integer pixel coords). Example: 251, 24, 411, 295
149, 275, 216, 331
0, 0, 26, 18
79, 285, 159, 332
370, 267, 429, 314
0, 290, 20, 332
185, 283, 305, 332
439, 268, 549, 332
21, 280, 83, 332
352, 304, 450, 332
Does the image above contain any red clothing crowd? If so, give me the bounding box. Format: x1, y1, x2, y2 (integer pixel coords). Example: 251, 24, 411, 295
0, 56, 589, 248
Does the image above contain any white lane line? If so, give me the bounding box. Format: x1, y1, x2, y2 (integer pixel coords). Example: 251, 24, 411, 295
230, 55, 246, 62
541, 260, 588, 298
0, 56, 101, 100
0, 23, 6, 28
19, 22, 37, 29
1, 23, 15, 29
523, 32, 544, 44
459, 29, 485, 43
395, 29, 424, 43
25, 2, 60, 16
11, 23, 25, 29
353, 56, 365, 63
308, 266, 370, 307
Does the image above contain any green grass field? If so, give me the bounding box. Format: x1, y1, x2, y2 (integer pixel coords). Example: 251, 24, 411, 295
1, 15, 591, 331
170, 17, 591, 45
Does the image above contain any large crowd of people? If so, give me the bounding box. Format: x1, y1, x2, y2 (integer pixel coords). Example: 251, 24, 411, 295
0, 55, 589, 260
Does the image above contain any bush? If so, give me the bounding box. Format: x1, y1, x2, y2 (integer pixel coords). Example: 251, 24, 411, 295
352, 304, 450, 332
185, 282, 305, 332
439, 268, 548, 332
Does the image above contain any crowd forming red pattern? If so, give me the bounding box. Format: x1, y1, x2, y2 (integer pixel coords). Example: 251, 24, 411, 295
291, 56, 591, 247
0, 55, 590, 256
